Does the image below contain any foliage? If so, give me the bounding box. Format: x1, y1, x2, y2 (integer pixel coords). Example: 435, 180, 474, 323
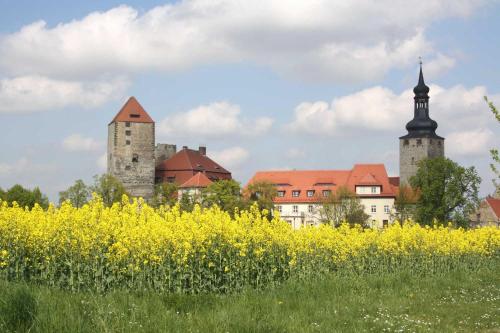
245, 180, 277, 217
90, 174, 128, 207
179, 191, 197, 212
410, 157, 481, 227
317, 186, 369, 227
0, 187, 4, 201
201, 179, 244, 214
484, 96, 500, 197
392, 185, 418, 224
152, 183, 179, 207
58, 179, 90, 208
0, 285, 37, 332
1, 184, 49, 209
1, 196, 498, 294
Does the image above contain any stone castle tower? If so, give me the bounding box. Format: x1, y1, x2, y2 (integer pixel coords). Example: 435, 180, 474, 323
399, 64, 445, 185
108, 97, 155, 199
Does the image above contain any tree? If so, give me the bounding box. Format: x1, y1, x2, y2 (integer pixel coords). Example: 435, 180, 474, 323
179, 191, 196, 212
0, 187, 5, 201
201, 179, 244, 215
4, 184, 49, 209
152, 183, 179, 207
410, 157, 481, 227
318, 186, 369, 227
245, 180, 277, 216
91, 174, 128, 207
392, 184, 418, 224
58, 179, 90, 208
484, 96, 500, 197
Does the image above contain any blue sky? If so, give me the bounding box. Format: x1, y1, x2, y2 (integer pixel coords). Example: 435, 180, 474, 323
0, 0, 499, 201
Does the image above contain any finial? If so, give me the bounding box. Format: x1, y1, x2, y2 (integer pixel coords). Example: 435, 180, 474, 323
418, 56, 422, 67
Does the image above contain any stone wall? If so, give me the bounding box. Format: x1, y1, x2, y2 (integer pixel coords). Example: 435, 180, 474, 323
108, 121, 155, 199
399, 137, 444, 185
154, 144, 177, 167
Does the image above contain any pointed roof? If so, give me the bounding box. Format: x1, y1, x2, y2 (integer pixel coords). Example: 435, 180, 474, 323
413, 64, 430, 96
109, 97, 154, 125
180, 172, 213, 188
358, 173, 381, 185
485, 196, 500, 219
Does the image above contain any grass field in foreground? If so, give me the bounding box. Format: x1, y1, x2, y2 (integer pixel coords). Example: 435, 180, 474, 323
1, 268, 499, 333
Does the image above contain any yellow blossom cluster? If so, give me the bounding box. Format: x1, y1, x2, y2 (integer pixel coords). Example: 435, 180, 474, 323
0, 196, 498, 293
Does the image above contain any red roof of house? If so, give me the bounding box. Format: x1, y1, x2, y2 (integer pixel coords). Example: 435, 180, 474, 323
247, 164, 396, 203
109, 97, 154, 124
486, 196, 500, 219
157, 148, 230, 174
180, 172, 213, 188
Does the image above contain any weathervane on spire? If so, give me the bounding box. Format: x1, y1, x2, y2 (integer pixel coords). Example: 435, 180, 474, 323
418, 56, 422, 67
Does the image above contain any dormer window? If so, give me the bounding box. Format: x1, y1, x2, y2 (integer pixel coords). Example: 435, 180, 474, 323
292, 190, 300, 197
277, 191, 285, 197
322, 190, 331, 197
307, 190, 315, 197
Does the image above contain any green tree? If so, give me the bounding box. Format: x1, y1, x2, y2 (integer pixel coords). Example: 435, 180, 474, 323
484, 96, 500, 197
318, 186, 369, 227
179, 192, 196, 212
91, 174, 128, 207
410, 157, 481, 227
58, 179, 90, 208
152, 183, 179, 207
4, 184, 49, 209
392, 185, 418, 224
245, 180, 277, 216
0, 187, 5, 201
201, 179, 243, 215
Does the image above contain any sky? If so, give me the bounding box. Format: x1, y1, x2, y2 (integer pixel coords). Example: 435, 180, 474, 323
0, 0, 499, 202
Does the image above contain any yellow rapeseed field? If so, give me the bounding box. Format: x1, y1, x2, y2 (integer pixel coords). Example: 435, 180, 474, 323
0, 196, 499, 293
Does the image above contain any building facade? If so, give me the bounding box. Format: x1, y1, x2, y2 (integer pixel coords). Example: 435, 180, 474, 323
107, 97, 156, 200
399, 64, 445, 185
247, 165, 398, 229
108, 97, 231, 200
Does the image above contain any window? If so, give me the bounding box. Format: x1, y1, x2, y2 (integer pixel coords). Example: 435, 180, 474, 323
411, 157, 415, 165
322, 190, 331, 197
308, 205, 313, 213
126, 140, 131, 145
438, 141, 442, 146
293, 205, 298, 213
125, 122, 131, 127
125, 165, 131, 170
384, 205, 390, 214
130, 114, 140, 118
167, 177, 175, 183
403, 139, 409, 145
371, 205, 376, 213
416, 139, 422, 145
277, 205, 282, 213
383, 220, 389, 227
125, 130, 131, 136
371, 186, 377, 194
277, 191, 285, 197
292, 190, 300, 197
307, 190, 315, 197
132, 154, 139, 163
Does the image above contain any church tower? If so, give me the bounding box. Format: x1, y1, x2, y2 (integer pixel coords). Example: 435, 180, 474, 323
399, 64, 445, 185
108, 97, 155, 199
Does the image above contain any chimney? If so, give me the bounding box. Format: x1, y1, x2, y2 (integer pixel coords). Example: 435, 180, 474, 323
182, 145, 188, 150
199, 146, 206, 155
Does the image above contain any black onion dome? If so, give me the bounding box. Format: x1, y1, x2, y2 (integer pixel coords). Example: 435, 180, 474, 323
413, 67, 430, 96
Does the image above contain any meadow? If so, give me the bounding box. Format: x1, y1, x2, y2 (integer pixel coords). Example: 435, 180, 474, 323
0, 196, 499, 332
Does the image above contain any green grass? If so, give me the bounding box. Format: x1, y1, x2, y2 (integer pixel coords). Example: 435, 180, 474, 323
1, 268, 499, 333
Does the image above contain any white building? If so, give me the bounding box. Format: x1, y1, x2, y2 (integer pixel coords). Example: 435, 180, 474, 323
247, 164, 399, 229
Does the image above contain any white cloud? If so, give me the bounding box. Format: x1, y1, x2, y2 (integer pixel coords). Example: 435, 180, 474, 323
0, 1, 485, 83
210, 147, 249, 169
97, 153, 107, 171
286, 84, 499, 139
0, 76, 129, 113
0, 158, 57, 176
446, 129, 495, 157
62, 134, 103, 152
158, 101, 273, 138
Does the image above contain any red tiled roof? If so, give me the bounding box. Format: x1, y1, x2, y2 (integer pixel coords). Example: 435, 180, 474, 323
486, 196, 500, 219
109, 96, 154, 124
180, 172, 213, 188
157, 148, 230, 174
247, 164, 396, 203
